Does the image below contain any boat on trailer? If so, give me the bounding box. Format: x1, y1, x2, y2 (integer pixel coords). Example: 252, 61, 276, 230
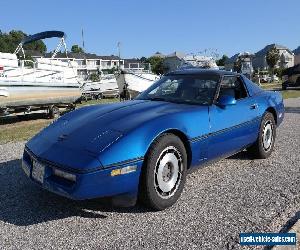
116, 63, 160, 100
82, 74, 119, 100
0, 31, 81, 118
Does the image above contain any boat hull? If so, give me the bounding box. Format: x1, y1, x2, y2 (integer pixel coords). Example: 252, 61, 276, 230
0, 82, 81, 108
116, 71, 159, 98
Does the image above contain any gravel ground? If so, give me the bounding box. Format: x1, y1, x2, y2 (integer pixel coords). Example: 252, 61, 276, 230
0, 98, 299, 250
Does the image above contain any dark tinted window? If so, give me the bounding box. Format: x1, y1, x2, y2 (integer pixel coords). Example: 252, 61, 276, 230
136, 74, 220, 105
219, 76, 248, 100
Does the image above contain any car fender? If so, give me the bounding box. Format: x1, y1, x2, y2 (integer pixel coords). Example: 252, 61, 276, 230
98, 109, 208, 167
254, 91, 284, 125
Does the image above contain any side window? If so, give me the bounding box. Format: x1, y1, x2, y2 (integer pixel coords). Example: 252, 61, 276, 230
234, 77, 248, 99
219, 76, 248, 100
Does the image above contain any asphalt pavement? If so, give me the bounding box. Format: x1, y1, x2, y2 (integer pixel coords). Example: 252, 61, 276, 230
0, 98, 299, 250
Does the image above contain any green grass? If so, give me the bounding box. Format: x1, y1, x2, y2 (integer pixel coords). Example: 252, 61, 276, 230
0, 119, 51, 144
259, 83, 300, 99
77, 98, 119, 107
260, 83, 282, 90
281, 90, 300, 99
0, 98, 119, 144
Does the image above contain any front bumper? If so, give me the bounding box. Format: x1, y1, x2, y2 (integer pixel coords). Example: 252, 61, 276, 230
22, 149, 143, 200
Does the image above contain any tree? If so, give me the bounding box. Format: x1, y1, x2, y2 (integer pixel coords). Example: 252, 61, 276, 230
0, 30, 46, 55
89, 73, 100, 82
71, 44, 84, 53
216, 54, 229, 66
274, 67, 284, 78
146, 56, 165, 75
266, 47, 280, 75
140, 56, 147, 62
102, 67, 118, 74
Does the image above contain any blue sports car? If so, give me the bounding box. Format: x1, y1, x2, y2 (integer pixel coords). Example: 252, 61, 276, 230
22, 69, 284, 210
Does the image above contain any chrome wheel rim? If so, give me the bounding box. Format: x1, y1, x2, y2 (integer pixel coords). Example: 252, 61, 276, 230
154, 146, 183, 199
262, 121, 273, 151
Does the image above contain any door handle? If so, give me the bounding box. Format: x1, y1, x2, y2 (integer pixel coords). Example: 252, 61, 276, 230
250, 104, 258, 109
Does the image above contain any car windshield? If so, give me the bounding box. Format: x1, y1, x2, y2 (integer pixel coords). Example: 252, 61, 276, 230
136, 74, 220, 105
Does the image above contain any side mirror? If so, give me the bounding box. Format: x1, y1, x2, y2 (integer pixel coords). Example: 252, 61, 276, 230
217, 95, 236, 107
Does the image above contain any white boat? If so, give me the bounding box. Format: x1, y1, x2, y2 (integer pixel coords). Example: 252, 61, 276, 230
82, 74, 119, 99
0, 31, 81, 116
116, 63, 160, 99
83, 81, 101, 92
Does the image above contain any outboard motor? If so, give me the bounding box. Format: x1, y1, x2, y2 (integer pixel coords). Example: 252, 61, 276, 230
120, 83, 131, 101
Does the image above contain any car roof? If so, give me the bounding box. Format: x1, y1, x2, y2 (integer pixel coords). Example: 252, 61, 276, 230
166, 68, 239, 77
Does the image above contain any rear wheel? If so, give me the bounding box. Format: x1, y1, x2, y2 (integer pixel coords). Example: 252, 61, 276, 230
139, 133, 187, 210
96, 93, 102, 100
247, 112, 276, 159
48, 105, 60, 119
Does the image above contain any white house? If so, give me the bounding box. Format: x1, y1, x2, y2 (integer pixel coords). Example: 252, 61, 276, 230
34, 52, 125, 81
252, 44, 294, 70
162, 51, 186, 72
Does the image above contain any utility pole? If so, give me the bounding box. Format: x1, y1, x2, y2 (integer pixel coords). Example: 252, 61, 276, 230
81, 28, 85, 52
117, 41, 121, 70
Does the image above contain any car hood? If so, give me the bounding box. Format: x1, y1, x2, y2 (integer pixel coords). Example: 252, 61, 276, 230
27, 100, 201, 158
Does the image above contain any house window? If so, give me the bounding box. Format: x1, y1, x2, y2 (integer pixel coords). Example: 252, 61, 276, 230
88, 60, 96, 66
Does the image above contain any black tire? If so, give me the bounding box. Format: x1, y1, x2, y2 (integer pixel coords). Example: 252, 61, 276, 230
139, 133, 187, 210
247, 112, 276, 159
48, 106, 60, 119
96, 94, 102, 100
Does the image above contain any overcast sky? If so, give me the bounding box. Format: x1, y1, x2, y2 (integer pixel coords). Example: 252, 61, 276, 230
2, 0, 300, 58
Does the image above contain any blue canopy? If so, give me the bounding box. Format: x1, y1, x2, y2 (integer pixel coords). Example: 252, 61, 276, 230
21, 31, 65, 45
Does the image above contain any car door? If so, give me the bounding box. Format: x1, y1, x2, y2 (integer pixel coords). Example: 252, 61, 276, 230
208, 75, 260, 160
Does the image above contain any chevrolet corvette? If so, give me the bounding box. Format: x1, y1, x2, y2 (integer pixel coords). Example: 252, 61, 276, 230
22, 69, 284, 210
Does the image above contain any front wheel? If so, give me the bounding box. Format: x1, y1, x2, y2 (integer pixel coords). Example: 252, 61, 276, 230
247, 112, 276, 159
139, 134, 187, 210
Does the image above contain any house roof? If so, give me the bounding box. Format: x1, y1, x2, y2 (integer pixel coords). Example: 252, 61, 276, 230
255, 44, 293, 56
238, 51, 254, 57
293, 46, 300, 55
152, 52, 166, 58
166, 51, 186, 59
124, 58, 142, 68
43, 52, 121, 60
